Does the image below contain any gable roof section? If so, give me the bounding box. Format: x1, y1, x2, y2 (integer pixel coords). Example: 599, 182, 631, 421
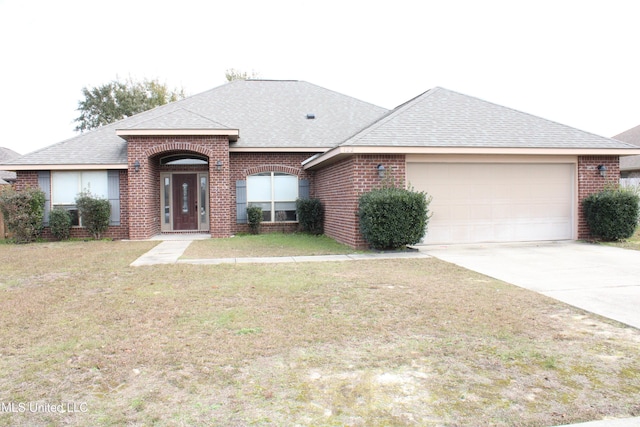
119, 107, 233, 131
2, 80, 389, 169
304, 87, 640, 168
115, 108, 239, 140
343, 87, 636, 149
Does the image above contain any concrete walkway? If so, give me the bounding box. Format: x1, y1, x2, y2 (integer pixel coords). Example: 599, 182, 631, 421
130, 237, 429, 267
130, 240, 194, 266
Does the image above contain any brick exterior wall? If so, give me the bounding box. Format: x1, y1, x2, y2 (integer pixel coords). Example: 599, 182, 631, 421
15, 170, 38, 190
15, 170, 129, 240
314, 154, 406, 249
229, 152, 318, 234
11, 154, 622, 245
126, 135, 231, 239
126, 139, 318, 239
577, 155, 620, 239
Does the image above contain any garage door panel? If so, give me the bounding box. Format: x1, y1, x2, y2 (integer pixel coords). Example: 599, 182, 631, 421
407, 163, 574, 244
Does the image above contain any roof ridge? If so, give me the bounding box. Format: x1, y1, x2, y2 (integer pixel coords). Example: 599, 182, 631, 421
336, 87, 440, 147
296, 80, 388, 111
436, 87, 635, 147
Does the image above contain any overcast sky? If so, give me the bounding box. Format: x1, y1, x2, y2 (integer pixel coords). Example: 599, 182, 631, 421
1, 0, 639, 156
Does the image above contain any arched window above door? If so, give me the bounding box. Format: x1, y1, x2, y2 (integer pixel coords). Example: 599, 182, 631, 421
160, 154, 208, 165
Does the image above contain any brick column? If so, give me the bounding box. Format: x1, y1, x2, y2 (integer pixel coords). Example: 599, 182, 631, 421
314, 154, 406, 249
209, 139, 231, 237
577, 155, 619, 239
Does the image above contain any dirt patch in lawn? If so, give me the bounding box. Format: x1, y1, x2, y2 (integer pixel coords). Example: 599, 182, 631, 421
1, 242, 639, 426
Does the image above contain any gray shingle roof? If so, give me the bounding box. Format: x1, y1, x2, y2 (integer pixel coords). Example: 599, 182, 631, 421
613, 125, 640, 147
339, 87, 637, 149
119, 108, 234, 130
4, 83, 638, 170
4, 80, 388, 167
0, 147, 19, 181
613, 125, 640, 171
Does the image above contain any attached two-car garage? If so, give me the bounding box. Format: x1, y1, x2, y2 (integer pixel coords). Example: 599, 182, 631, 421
406, 159, 576, 244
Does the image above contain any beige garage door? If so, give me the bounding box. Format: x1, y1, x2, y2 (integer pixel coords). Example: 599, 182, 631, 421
407, 163, 574, 244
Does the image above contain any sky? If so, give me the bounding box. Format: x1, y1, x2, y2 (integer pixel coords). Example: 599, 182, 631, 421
1, 0, 640, 156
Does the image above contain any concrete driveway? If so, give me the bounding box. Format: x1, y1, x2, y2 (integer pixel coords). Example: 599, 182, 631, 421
422, 241, 640, 330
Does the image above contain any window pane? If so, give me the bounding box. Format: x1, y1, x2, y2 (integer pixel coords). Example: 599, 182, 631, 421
53, 205, 79, 226
200, 176, 207, 224
275, 202, 297, 221
81, 171, 108, 199
164, 177, 170, 224
182, 182, 189, 213
249, 202, 271, 222
52, 172, 80, 204
247, 175, 271, 201
274, 175, 297, 201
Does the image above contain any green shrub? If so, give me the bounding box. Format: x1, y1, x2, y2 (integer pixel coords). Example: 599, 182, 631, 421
0, 187, 45, 243
296, 198, 324, 235
247, 206, 262, 234
358, 187, 431, 250
50, 207, 72, 240
583, 187, 639, 241
75, 191, 111, 239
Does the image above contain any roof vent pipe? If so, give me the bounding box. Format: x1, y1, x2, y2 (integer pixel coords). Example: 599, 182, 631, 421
306, 113, 315, 119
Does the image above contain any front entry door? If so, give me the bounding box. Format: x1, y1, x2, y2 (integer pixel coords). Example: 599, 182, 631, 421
172, 174, 198, 230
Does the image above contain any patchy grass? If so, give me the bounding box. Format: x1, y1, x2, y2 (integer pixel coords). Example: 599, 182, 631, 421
1, 241, 640, 426
182, 232, 361, 259
605, 227, 640, 251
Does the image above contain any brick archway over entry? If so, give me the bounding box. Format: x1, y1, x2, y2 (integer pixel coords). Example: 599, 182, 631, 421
125, 135, 231, 240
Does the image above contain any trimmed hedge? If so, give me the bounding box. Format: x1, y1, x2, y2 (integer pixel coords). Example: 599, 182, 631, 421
583, 187, 639, 241
296, 198, 324, 235
358, 187, 431, 250
76, 191, 111, 239
0, 187, 45, 243
50, 207, 72, 240
247, 206, 263, 234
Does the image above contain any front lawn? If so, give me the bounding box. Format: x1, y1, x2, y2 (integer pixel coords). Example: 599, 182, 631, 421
1, 240, 639, 426
182, 232, 360, 259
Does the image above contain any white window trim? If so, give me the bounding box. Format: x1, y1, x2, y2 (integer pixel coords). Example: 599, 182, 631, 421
247, 172, 298, 222
51, 170, 109, 227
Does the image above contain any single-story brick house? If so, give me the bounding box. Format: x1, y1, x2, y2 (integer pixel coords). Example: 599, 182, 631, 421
2, 80, 639, 248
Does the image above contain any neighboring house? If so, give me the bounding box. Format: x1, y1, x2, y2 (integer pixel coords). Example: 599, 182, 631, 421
0, 147, 19, 185
613, 125, 640, 178
2, 80, 639, 248
0, 147, 20, 238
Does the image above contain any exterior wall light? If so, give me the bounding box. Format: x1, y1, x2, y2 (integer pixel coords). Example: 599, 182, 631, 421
134, 160, 140, 173
597, 164, 607, 177
376, 164, 386, 178
216, 160, 223, 171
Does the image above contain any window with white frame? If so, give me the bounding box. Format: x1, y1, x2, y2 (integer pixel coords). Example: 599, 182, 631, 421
51, 171, 109, 225
247, 172, 298, 222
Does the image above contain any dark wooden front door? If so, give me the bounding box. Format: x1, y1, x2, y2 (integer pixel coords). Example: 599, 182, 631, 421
172, 174, 198, 230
